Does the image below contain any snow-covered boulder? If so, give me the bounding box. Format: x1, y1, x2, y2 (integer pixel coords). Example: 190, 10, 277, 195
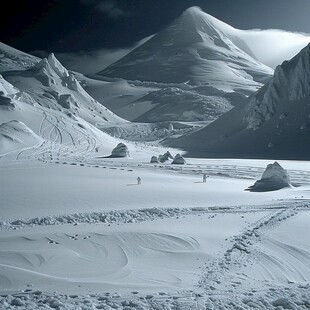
110, 143, 130, 158
159, 151, 174, 163
246, 162, 291, 192
171, 154, 186, 165
150, 156, 159, 163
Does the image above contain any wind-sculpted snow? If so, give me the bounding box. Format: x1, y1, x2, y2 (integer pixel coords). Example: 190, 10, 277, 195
1, 204, 310, 310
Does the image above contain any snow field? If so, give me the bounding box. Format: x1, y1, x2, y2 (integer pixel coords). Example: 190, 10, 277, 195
1, 156, 310, 309
1, 158, 309, 221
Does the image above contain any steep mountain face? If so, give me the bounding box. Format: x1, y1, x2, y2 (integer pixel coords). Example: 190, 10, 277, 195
167, 44, 310, 160
245, 44, 310, 129
98, 7, 273, 94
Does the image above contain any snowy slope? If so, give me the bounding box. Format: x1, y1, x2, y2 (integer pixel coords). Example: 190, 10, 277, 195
98, 7, 273, 94
0, 50, 130, 160
3, 54, 124, 126
0, 42, 39, 72
167, 43, 310, 160
133, 84, 246, 122
0, 92, 121, 159
75, 74, 158, 121
80, 74, 247, 122
0, 120, 42, 155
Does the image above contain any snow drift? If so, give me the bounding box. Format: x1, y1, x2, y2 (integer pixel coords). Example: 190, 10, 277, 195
0, 120, 42, 155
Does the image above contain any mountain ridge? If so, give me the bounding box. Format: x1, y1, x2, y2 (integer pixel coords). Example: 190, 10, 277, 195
167, 43, 310, 160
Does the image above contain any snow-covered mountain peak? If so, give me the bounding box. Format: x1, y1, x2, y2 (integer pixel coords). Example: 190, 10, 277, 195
182, 6, 203, 16
245, 43, 310, 129
179, 6, 234, 34
32, 53, 69, 81
47, 53, 70, 78
99, 8, 273, 92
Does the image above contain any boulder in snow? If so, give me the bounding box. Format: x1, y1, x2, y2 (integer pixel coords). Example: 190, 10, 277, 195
171, 154, 186, 165
110, 143, 130, 158
150, 156, 159, 163
159, 151, 174, 163
246, 162, 291, 192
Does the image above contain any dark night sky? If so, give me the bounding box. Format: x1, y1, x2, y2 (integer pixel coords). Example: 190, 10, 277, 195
1, 0, 310, 53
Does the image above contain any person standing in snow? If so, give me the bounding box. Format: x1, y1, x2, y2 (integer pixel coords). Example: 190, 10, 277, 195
203, 173, 207, 183
137, 176, 141, 185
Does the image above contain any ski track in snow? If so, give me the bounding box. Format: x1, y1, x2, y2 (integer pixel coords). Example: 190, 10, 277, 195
4, 112, 101, 162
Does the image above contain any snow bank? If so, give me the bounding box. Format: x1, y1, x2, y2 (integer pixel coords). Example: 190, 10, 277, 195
0, 207, 193, 230
246, 162, 291, 192
0, 120, 42, 155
